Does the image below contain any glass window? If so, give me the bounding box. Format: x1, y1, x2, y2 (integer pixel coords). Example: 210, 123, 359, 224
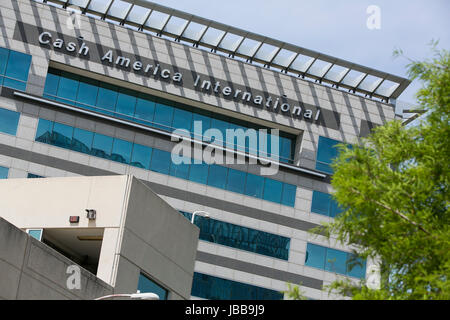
305, 243, 326, 270
192, 113, 211, 140
56, 72, 79, 103
27, 229, 43, 241
153, 103, 174, 131
150, 149, 171, 174
226, 168, 246, 194
169, 156, 191, 180
130, 144, 152, 169
172, 108, 192, 134
134, 96, 155, 126
311, 191, 332, 216
0, 166, 8, 179
91, 133, 113, 159
188, 162, 209, 185
3, 50, 31, 90
0, 47, 8, 76
76, 77, 99, 110
0, 107, 20, 136
51, 122, 73, 149
115, 89, 137, 119
35, 119, 53, 144
281, 183, 296, 207
27, 173, 44, 179
207, 165, 228, 189
43, 72, 60, 97
191, 273, 283, 300
137, 273, 168, 300
316, 136, 341, 174
280, 136, 293, 162
96, 82, 118, 114
325, 248, 348, 275
71, 127, 93, 154
263, 178, 283, 203
111, 138, 133, 164
346, 253, 367, 279
210, 118, 229, 146
244, 173, 264, 199
330, 198, 344, 218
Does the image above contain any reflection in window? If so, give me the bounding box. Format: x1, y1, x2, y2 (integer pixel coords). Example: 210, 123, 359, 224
316, 136, 341, 174
192, 272, 283, 300
311, 190, 343, 218
0, 47, 32, 91
43, 68, 296, 164
305, 243, 366, 278
137, 273, 168, 300
180, 211, 290, 260
34, 119, 297, 207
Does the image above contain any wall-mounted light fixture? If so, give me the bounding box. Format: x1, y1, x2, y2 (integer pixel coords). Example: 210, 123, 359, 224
85, 209, 97, 220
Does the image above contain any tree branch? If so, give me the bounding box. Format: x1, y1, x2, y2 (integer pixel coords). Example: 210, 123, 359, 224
349, 187, 432, 236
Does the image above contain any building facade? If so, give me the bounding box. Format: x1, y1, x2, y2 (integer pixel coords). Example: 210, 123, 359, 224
0, 175, 199, 300
0, 0, 410, 300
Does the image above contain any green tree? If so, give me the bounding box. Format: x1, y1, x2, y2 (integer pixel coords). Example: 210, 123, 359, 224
321, 45, 450, 299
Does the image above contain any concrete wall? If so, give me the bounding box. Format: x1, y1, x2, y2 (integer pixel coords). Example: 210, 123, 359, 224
113, 177, 199, 300
0, 216, 113, 300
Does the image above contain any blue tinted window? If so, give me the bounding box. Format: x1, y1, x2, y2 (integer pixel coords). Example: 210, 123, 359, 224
172, 108, 192, 134
280, 136, 293, 162
210, 118, 228, 146
311, 191, 332, 216
226, 168, 246, 194
35, 119, 53, 143
130, 144, 152, 169
72, 127, 93, 154
263, 178, 283, 203
192, 273, 283, 300
3, 50, 31, 90
52, 122, 73, 149
0, 107, 20, 136
305, 243, 366, 278
188, 162, 209, 185
192, 113, 211, 140
96, 83, 118, 114
330, 199, 343, 218
137, 273, 168, 300
187, 212, 290, 260
305, 243, 326, 270
111, 138, 133, 164
207, 165, 228, 189
281, 183, 296, 207
28, 229, 42, 241
115, 90, 137, 119
153, 103, 174, 131
316, 136, 341, 174
346, 253, 367, 279
76, 78, 99, 110
91, 133, 113, 159
134, 97, 155, 126
325, 248, 347, 275
169, 156, 191, 180
150, 149, 171, 174
0, 166, 8, 179
0, 47, 8, 76
43, 72, 60, 97
56, 72, 79, 103
244, 173, 264, 199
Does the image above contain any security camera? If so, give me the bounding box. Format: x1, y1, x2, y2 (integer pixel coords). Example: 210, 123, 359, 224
86, 209, 96, 220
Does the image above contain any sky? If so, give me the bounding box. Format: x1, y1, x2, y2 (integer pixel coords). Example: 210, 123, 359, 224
144, 0, 450, 106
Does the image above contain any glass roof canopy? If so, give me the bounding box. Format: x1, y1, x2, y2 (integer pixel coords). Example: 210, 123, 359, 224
36, 0, 410, 103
